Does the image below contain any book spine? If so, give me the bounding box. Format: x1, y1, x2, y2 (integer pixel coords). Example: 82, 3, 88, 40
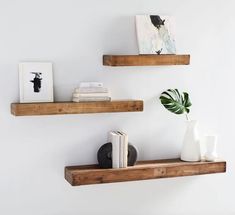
118, 131, 128, 168
72, 97, 111, 102
110, 132, 120, 169
123, 133, 128, 168
79, 82, 103, 88
75, 87, 108, 93
73, 92, 109, 98
119, 132, 124, 168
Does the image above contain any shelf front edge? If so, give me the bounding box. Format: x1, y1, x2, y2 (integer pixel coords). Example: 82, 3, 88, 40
65, 159, 226, 186
11, 100, 143, 116
103, 54, 190, 66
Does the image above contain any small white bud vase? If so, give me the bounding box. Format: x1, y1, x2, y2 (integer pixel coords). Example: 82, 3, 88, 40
180, 120, 201, 162
204, 135, 218, 162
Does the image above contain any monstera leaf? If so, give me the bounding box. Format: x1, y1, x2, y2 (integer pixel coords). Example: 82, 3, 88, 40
159, 89, 192, 115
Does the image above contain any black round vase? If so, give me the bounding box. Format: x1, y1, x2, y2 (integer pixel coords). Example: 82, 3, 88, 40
97, 142, 138, 169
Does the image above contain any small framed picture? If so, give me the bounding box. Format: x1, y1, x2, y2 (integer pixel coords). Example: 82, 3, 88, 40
19, 62, 54, 103
136, 15, 176, 55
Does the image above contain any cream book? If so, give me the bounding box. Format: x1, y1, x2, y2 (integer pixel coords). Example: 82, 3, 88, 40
73, 92, 109, 98
118, 131, 128, 168
110, 131, 120, 169
79, 82, 103, 88
75, 87, 108, 93
72, 97, 111, 102
118, 131, 125, 168
122, 132, 128, 168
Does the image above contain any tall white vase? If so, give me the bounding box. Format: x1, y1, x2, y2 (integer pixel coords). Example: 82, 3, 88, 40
180, 120, 201, 162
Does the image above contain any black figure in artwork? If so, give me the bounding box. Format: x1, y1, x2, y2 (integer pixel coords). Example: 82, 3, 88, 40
150, 15, 166, 55
156, 48, 163, 55
149, 15, 176, 54
30, 72, 42, 93
150, 15, 165, 29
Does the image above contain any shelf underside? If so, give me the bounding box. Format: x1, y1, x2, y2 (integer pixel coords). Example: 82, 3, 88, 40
65, 158, 226, 186
103, 54, 190, 66
11, 100, 143, 116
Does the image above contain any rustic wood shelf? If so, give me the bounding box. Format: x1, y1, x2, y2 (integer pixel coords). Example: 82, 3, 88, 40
65, 158, 226, 186
103, 54, 190, 66
11, 100, 143, 116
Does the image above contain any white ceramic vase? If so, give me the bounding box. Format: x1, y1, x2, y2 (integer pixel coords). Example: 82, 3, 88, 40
180, 120, 201, 162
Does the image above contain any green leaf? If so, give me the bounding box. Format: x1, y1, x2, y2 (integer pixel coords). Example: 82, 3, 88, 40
159, 89, 192, 115
183, 92, 192, 107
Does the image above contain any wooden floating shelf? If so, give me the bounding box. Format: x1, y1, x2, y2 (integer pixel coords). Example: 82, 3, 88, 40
103, 54, 190, 66
65, 158, 226, 186
11, 100, 143, 116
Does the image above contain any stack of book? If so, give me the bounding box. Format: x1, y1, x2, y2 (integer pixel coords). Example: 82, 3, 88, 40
72, 82, 111, 102
109, 131, 128, 169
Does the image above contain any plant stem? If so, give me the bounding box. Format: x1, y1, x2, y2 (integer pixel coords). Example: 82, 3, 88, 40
185, 114, 190, 121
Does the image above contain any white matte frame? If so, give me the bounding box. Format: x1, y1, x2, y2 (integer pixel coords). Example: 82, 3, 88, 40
19, 62, 54, 103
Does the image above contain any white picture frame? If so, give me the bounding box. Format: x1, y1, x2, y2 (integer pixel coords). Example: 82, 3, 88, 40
19, 62, 54, 103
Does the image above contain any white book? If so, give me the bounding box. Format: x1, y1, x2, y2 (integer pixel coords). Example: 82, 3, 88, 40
110, 131, 120, 169
118, 132, 125, 168
79, 82, 103, 88
118, 131, 128, 168
75, 87, 108, 93
72, 97, 111, 102
123, 132, 128, 168
73, 92, 109, 98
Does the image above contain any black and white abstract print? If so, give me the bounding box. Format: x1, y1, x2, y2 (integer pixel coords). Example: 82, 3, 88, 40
30, 72, 42, 93
19, 62, 54, 103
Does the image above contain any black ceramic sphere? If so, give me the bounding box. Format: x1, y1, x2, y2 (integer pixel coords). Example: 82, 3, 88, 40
97, 142, 138, 169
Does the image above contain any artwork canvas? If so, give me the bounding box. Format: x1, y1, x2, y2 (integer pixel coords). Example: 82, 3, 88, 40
19, 62, 54, 103
136, 15, 176, 55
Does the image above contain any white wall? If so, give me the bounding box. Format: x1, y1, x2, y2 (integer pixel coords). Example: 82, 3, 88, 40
0, 0, 234, 214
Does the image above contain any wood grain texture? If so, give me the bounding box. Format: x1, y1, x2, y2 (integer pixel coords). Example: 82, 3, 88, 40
65, 158, 226, 186
11, 100, 143, 116
103, 55, 190, 66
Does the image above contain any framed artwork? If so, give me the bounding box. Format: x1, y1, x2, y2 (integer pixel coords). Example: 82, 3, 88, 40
19, 62, 54, 103
136, 15, 176, 55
